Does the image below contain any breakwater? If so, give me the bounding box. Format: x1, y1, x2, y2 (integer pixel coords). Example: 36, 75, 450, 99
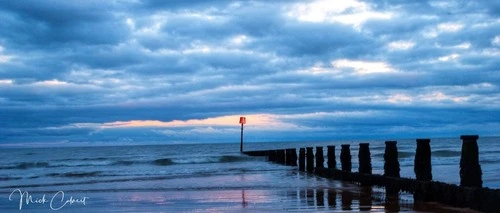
243, 135, 500, 212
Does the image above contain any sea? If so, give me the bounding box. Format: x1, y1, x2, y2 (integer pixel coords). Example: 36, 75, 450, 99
0, 137, 498, 212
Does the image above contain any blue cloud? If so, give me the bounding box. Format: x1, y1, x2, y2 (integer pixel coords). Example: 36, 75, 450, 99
0, 0, 498, 146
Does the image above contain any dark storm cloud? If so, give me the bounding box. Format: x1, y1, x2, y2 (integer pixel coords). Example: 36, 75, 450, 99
0, 1, 130, 48
0, 0, 498, 145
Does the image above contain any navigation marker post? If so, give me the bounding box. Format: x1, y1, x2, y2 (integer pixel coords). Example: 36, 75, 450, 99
239, 117, 246, 153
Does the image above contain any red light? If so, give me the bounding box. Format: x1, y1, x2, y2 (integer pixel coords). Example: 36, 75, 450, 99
239, 117, 246, 124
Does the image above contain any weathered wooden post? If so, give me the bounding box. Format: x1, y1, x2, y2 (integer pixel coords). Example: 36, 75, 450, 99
459, 135, 482, 187
306, 147, 314, 173
340, 144, 352, 172
413, 139, 432, 201
278, 149, 286, 165
285, 149, 291, 166
327, 145, 336, 169
414, 139, 432, 181
299, 148, 306, 171
316, 146, 324, 169
384, 141, 400, 178
384, 141, 400, 196
358, 143, 372, 175
288, 148, 297, 166
268, 150, 274, 162
273, 150, 279, 163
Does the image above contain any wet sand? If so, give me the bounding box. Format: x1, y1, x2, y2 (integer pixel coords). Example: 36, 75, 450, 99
2, 186, 480, 212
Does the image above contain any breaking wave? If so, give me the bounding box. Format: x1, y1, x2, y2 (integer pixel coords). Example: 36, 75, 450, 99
153, 155, 252, 166
432, 150, 461, 157
0, 155, 255, 170
0, 162, 50, 170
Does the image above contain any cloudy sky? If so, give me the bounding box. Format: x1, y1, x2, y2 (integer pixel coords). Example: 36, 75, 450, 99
0, 0, 499, 146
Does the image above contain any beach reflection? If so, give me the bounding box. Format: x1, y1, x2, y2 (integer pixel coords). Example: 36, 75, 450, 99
385, 194, 401, 212
359, 186, 372, 211
286, 186, 402, 212
82, 187, 408, 212
327, 188, 336, 207
341, 190, 353, 210
241, 190, 248, 208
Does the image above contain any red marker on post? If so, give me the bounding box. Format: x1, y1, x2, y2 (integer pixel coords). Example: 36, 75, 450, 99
239, 117, 246, 153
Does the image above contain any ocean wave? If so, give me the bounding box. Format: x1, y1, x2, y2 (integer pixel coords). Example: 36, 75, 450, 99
47, 171, 103, 178
153, 158, 174, 166
0, 162, 50, 170
398, 151, 414, 158
220, 155, 252, 163
153, 155, 252, 166
112, 160, 137, 166
432, 150, 461, 157
480, 159, 500, 164
0, 176, 22, 181
0, 155, 255, 170
373, 152, 414, 159
57, 157, 110, 162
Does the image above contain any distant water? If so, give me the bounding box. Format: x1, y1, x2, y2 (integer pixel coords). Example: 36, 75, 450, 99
0, 137, 498, 211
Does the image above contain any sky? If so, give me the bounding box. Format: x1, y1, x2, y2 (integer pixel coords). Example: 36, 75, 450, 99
0, 0, 499, 147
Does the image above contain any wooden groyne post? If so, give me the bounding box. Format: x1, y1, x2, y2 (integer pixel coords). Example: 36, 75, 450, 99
460, 135, 482, 187
384, 141, 400, 178
316, 147, 324, 169
414, 139, 432, 181
269, 150, 276, 162
299, 148, 305, 171
327, 145, 336, 169
384, 141, 400, 195
285, 149, 292, 166
340, 144, 351, 172
286, 148, 297, 166
278, 149, 286, 165
358, 143, 371, 175
306, 147, 314, 173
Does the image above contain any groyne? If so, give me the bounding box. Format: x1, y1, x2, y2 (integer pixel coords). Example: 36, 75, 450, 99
243, 135, 500, 212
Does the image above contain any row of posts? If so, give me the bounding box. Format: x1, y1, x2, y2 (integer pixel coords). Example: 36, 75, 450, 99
267, 135, 482, 188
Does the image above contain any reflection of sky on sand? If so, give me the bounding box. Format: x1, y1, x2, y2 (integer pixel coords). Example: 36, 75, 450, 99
86, 172, 415, 212
89, 185, 404, 212
2, 167, 450, 212
24, 185, 447, 212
